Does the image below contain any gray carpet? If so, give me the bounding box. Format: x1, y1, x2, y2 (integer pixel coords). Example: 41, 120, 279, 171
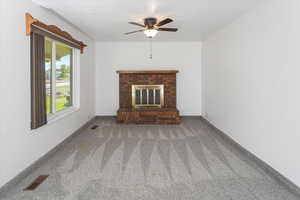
1, 117, 299, 200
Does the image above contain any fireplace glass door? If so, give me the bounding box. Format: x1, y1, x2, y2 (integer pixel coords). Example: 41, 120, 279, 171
132, 85, 164, 108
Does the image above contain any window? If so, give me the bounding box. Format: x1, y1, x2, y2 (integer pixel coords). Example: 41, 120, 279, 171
27, 14, 85, 129
45, 38, 79, 118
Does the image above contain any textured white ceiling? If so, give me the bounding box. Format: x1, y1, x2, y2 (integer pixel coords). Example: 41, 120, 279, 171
33, 0, 263, 41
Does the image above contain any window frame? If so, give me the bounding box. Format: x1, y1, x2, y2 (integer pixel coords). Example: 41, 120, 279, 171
45, 37, 80, 122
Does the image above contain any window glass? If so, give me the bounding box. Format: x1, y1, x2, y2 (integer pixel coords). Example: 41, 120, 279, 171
45, 40, 52, 114
44, 39, 74, 115
55, 43, 72, 112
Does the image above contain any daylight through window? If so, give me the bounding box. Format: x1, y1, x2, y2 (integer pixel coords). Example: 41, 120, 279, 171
45, 39, 74, 115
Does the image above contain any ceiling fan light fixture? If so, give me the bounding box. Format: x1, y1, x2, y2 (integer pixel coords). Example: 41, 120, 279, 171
144, 29, 158, 38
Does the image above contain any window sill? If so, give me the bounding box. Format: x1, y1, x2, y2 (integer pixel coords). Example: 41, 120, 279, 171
47, 107, 80, 124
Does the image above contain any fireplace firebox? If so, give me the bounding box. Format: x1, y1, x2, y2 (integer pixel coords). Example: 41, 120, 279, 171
132, 85, 164, 108
116, 70, 180, 124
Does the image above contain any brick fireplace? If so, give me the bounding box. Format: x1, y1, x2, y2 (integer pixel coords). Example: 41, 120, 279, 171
116, 70, 180, 124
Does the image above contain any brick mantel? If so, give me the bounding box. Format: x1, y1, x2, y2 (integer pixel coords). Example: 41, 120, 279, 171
117, 70, 179, 74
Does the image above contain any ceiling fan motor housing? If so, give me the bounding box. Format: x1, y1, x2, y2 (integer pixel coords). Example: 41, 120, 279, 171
144, 17, 157, 28
125, 17, 177, 35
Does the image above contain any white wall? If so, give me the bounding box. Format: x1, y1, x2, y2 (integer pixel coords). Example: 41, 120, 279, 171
95, 42, 202, 116
203, 0, 300, 187
0, 0, 5, 186
0, 0, 95, 188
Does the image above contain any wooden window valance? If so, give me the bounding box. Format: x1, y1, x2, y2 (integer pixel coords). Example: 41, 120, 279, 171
25, 13, 87, 53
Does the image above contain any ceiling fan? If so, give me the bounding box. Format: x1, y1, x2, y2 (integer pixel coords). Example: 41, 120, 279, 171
125, 17, 178, 38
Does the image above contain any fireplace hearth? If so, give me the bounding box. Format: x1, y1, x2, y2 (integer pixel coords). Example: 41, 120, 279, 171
116, 70, 180, 124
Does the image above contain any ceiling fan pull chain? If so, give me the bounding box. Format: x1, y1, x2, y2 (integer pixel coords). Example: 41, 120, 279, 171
149, 38, 153, 59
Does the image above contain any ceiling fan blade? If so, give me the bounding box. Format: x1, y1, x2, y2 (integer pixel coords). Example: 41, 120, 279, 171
156, 18, 173, 27
158, 28, 178, 32
124, 29, 144, 35
128, 22, 145, 27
